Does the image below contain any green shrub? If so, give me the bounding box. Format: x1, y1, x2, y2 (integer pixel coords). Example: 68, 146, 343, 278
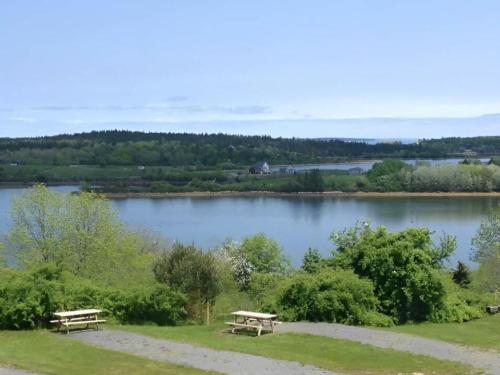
0, 265, 66, 329
331, 225, 453, 323
0, 264, 187, 329
111, 286, 186, 325
268, 270, 393, 326
366, 160, 408, 192
429, 275, 483, 323
248, 272, 283, 312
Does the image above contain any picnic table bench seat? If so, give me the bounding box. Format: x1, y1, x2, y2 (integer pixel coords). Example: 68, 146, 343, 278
486, 305, 500, 314
61, 319, 107, 326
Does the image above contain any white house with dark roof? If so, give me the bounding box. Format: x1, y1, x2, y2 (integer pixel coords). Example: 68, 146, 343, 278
249, 161, 270, 174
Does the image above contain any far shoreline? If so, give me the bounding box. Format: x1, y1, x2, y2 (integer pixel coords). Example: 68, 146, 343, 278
1, 183, 500, 198
102, 191, 500, 199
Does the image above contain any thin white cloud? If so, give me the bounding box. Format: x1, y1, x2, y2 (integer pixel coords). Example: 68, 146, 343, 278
7, 116, 38, 123
22, 103, 272, 116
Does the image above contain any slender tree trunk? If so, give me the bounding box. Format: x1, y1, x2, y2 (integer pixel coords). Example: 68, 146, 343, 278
206, 301, 210, 325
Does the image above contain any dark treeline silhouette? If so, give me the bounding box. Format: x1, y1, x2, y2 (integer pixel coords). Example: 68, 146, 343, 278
1, 131, 499, 167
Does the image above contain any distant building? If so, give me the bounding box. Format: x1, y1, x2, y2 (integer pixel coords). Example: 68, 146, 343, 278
249, 161, 270, 174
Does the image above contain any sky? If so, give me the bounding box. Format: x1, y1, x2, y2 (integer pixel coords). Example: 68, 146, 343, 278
1, 0, 500, 138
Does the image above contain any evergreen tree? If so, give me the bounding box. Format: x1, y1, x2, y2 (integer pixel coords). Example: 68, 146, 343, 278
302, 248, 323, 273
452, 261, 471, 288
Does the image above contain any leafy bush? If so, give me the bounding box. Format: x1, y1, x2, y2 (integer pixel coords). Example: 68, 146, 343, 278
267, 270, 393, 326
0, 265, 65, 329
428, 274, 483, 323
0, 264, 186, 329
366, 160, 409, 192
248, 272, 283, 312
331, 225, 455, 323
111, 285, 186, 325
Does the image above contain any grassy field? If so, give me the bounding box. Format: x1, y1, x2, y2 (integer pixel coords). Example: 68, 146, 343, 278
384, 313, 500, 351
118, 323, 477, 375
0, 164, 227, 182
0, 330, 218, 375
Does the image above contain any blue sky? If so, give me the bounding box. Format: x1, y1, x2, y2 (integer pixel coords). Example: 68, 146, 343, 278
1, 0, 500, 138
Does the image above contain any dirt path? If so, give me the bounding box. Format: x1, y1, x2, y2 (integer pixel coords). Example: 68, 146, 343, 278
70, 329, 342, 375
0, 368, 39, 375
281, 322, 500, 375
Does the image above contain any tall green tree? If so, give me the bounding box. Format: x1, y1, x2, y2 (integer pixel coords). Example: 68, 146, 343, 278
8, 184, 153, 286
452, 261, 471, 288
302, 248, 323, 273
152, 243, 220, 323
474, 252, 500, 302
471, 209, 500, 262
237, 234, 290, 274
471, 209, 500, 300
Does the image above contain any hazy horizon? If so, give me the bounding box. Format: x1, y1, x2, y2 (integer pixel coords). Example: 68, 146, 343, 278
2, 113, 500, 139
2, 1, 500, 138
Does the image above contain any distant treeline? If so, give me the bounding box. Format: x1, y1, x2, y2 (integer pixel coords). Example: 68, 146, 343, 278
1, 131, 500, 167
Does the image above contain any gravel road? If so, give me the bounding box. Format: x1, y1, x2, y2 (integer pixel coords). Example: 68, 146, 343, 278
71, 329, 342, 375
0, 368, 39, 375
281, 322, 500, 375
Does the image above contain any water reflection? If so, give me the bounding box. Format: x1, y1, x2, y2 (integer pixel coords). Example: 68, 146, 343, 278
1, 188, 499, 267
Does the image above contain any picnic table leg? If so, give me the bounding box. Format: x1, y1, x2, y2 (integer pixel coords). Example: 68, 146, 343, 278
242, 317, 249, 334
257, 320, 263, 337
231, 315, 237, 334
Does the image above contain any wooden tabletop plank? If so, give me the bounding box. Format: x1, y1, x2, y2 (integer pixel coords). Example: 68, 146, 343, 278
231, 310, 277, 319
54, 309, 102, 317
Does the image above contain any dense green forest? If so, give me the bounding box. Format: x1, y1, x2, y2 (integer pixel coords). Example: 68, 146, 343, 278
1, 131, 500, 167
1, 131, 500, 192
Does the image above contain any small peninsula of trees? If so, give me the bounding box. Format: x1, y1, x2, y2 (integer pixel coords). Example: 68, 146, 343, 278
1, 185, 498, 330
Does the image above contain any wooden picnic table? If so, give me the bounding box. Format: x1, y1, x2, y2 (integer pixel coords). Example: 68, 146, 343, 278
226, 310, 279, 336
51, 309, 106, 334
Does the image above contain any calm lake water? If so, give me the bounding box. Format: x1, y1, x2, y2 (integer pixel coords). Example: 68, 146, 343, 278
1, 186, 499, 267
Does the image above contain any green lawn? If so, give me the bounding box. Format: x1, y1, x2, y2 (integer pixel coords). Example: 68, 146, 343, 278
383, 313, 500, 351
117, 323, 478, 375
0, 330, 218, 375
